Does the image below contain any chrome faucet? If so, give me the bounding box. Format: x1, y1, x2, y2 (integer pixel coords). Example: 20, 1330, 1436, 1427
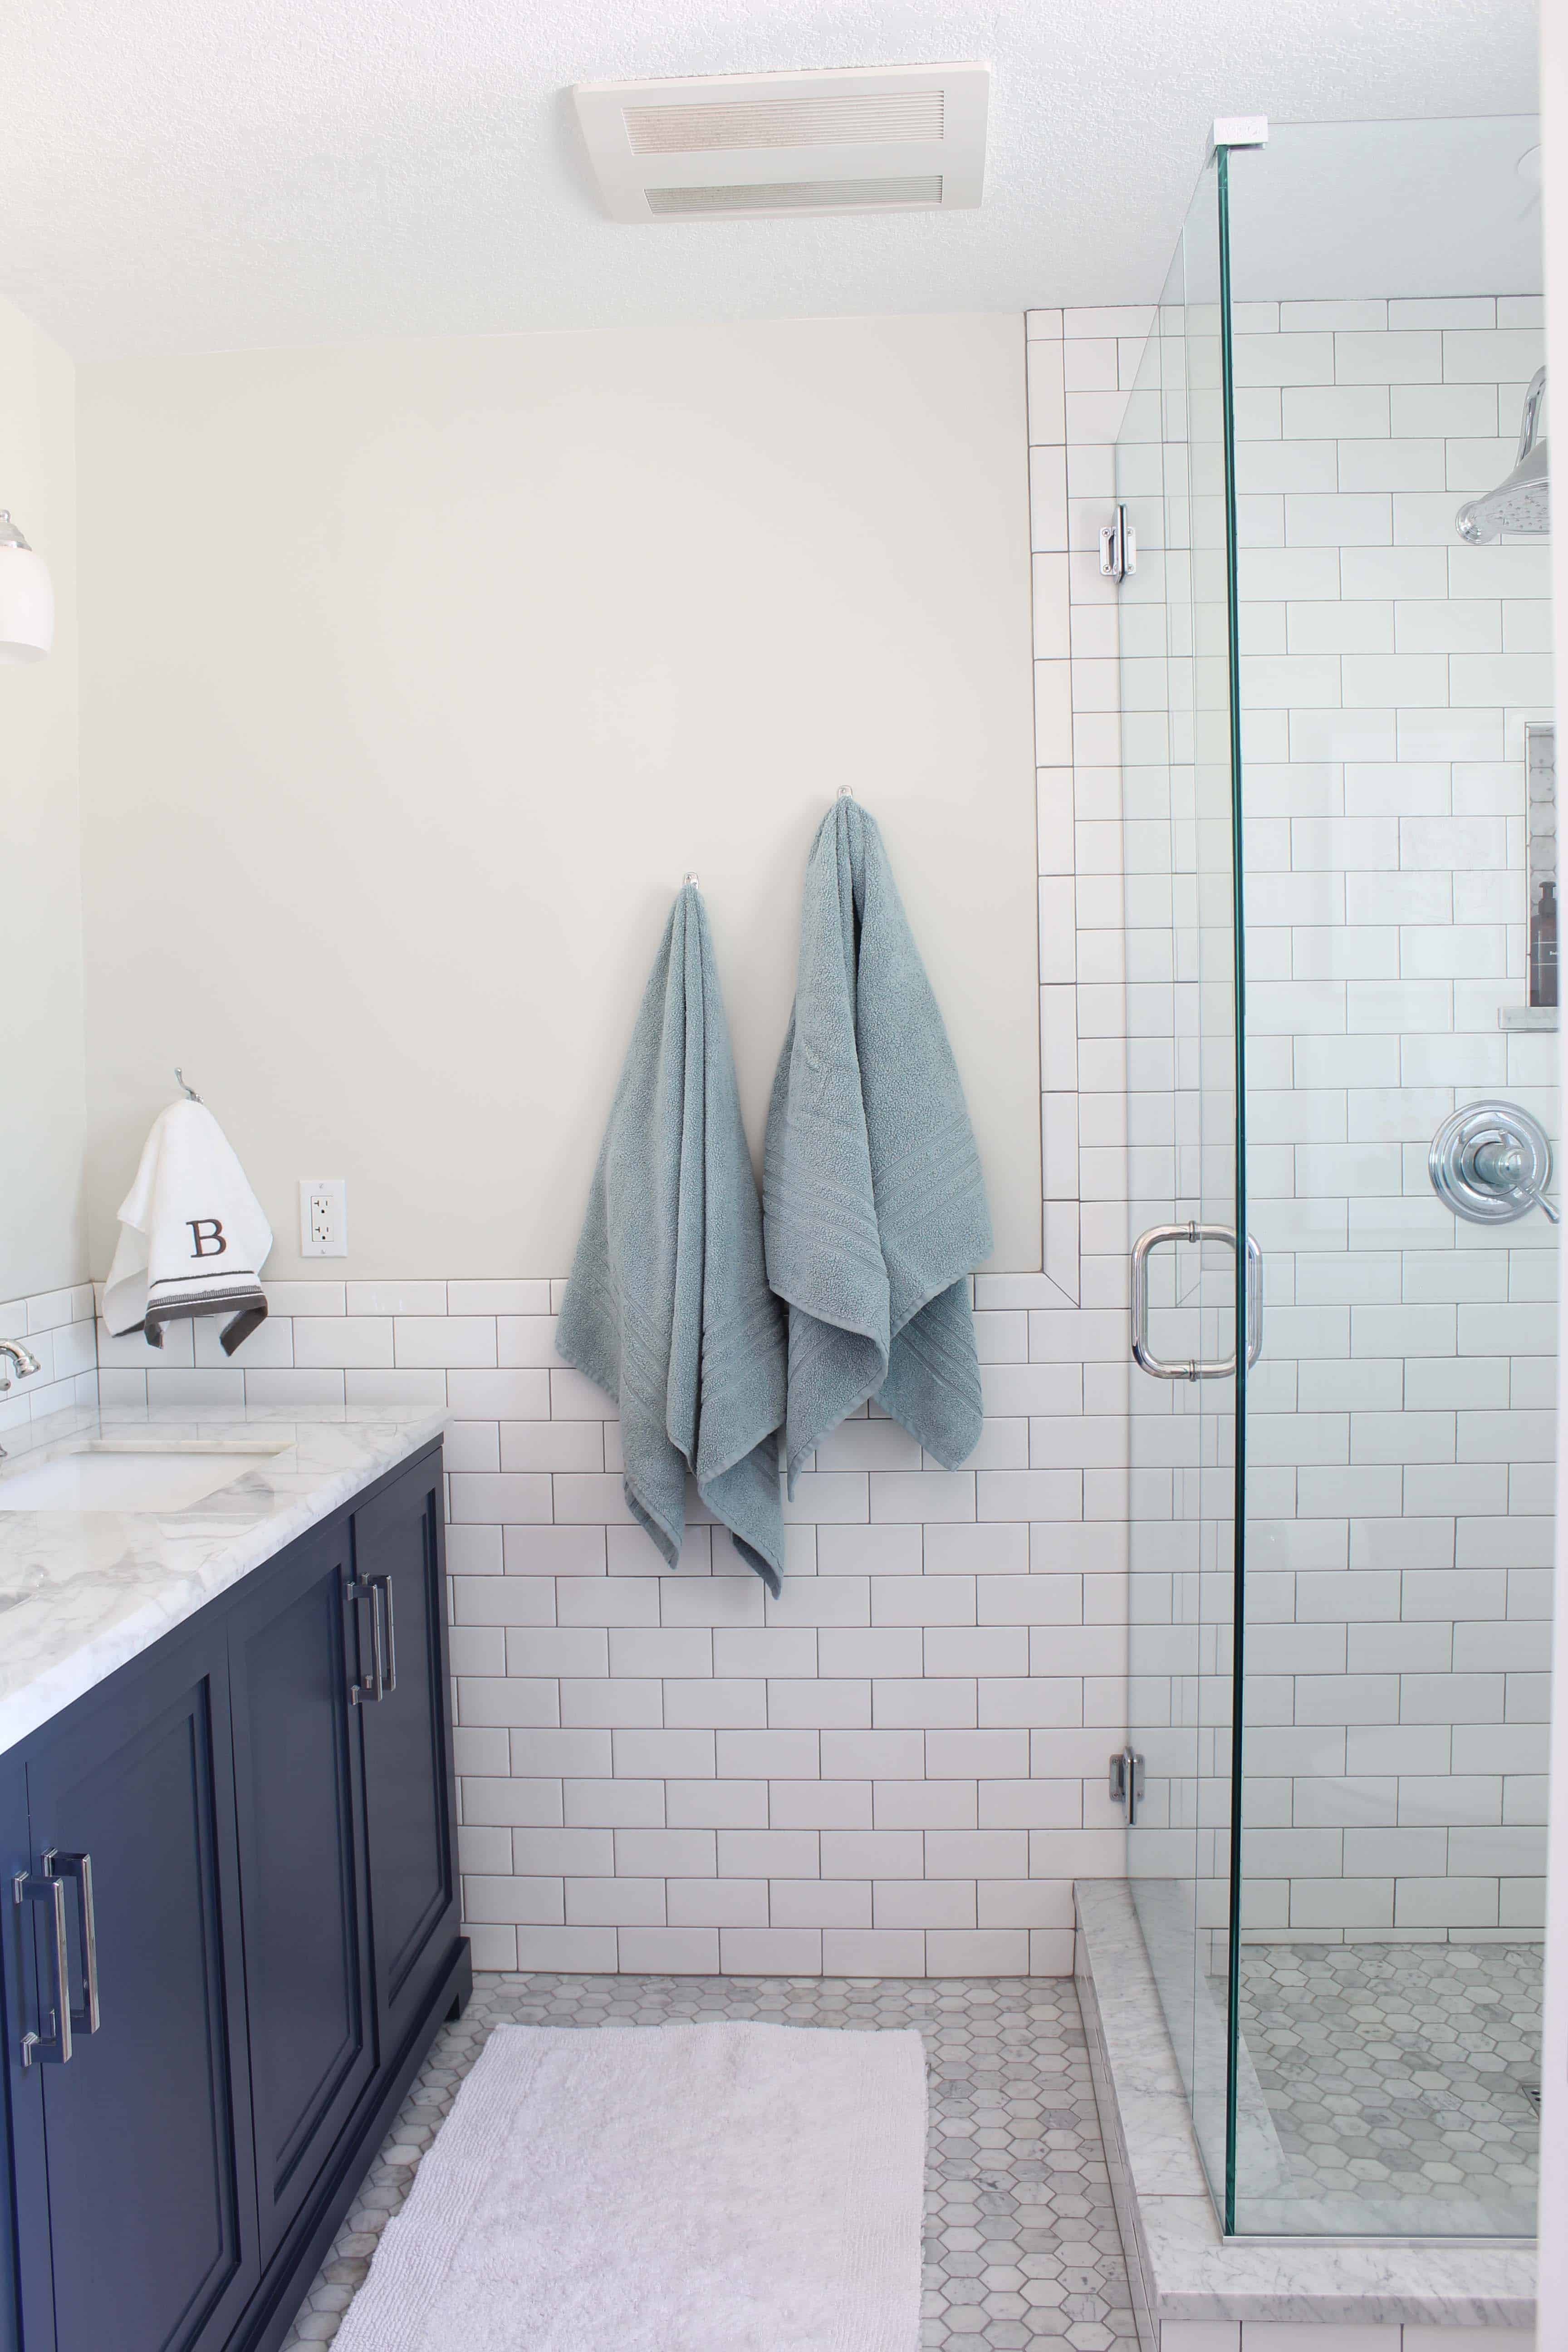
0, 1338, 41, 1388
0, 1345, 42, 1449
0, 1339, 43, 1452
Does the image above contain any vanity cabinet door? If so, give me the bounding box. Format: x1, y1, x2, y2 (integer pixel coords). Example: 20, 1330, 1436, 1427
227, 1515, 376, 2267
352, 1449, 460, 2063
20, 1625, 259, 2352
0, 1753, 43, 2352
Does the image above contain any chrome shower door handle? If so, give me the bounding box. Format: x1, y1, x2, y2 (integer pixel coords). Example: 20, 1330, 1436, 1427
1130, 1221, 1263, 1380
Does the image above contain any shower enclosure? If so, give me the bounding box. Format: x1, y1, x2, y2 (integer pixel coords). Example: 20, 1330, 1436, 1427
1118, 116, 1554, 2241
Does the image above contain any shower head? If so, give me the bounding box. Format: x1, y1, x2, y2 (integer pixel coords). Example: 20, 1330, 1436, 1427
1456, 366, 1549, 542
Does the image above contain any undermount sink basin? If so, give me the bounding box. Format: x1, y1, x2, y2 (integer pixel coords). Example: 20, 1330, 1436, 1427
0, 1441, 287, 1514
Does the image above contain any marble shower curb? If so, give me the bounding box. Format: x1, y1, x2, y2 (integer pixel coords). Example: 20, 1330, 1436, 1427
1073, 1879, 1537, 2345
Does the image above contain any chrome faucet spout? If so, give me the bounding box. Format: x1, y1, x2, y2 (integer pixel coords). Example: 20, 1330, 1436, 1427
0, 1338, 41, 1387
0, 1338, 43, 1452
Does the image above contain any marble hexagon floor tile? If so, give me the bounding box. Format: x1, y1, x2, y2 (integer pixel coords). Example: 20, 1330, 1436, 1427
279, 1973, 1140, 2352
1216, 1940, 1542, 2231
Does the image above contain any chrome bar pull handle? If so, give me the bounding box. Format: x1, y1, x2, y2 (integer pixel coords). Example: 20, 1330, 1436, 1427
1130, 1221, 1263, 1380
13, 1865, 72, 2066
348, 1577, 384, 1704
371, 1575, 397, 1697
45, 1851, 100, 2036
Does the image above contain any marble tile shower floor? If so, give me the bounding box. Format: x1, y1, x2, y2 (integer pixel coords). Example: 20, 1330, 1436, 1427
1218, 1940, 1542, 2231
280, 1972, 1139, 2352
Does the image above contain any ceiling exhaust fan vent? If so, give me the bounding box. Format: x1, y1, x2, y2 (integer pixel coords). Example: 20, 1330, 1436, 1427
573, 64, 987, 224
647, 176, 945, 218
625, 91, 946, 155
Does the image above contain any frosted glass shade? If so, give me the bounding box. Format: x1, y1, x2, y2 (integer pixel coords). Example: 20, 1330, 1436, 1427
0, 543, 54, 662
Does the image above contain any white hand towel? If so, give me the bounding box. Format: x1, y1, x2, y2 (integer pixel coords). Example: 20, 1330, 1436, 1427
103, 1100, 272, 1356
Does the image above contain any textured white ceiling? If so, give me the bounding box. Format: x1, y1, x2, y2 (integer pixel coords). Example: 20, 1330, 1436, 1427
0, 0, 1540, 360
1228, 117, 1544, 301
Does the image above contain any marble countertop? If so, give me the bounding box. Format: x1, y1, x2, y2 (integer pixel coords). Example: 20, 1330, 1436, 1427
0, 1400, 447, 1756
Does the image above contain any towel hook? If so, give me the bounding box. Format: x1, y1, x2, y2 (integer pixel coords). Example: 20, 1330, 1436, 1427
174, 1067, 202, 1102
682, 872, 700, 888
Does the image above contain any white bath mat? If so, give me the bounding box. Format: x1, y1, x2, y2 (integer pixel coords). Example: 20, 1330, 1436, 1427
333, 2021, 928, 2352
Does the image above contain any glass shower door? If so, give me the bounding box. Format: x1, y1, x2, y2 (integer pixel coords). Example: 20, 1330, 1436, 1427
1120, 147, 1249, 2220
1126, 110, 1553, 2247
1224, 115, 1553, 2244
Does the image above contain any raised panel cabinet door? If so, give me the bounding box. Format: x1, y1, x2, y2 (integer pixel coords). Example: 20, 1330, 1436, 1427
352, 1448, 460, 2060
1, 1752, 43, 2352
20, 1626, 259, 2352
227, 1516, 376, 2264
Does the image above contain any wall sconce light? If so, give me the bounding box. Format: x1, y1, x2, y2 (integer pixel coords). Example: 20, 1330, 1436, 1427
0, 510, 54, 662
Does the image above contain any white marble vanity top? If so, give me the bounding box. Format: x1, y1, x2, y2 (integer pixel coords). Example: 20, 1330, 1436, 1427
0, 1400, 447, 1756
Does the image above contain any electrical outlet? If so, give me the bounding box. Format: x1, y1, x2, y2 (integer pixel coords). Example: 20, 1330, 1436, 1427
299, 1178, 348, 1258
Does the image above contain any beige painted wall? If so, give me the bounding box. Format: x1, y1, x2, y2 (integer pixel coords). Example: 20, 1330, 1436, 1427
77, 313, 1040, 1279
0, 293, 84, 1301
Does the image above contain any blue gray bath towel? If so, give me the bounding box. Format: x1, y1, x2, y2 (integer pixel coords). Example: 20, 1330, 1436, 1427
764, 797, 992, 1489
557, 884, 787, 1591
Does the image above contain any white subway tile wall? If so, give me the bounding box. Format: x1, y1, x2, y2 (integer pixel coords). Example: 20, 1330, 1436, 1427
1124, 298, 1554, 1943
100, 1268, 1129, 1977
78, 308, 1552, 1970
0, 1284, 98, 1436
83, 312, 1150, 1976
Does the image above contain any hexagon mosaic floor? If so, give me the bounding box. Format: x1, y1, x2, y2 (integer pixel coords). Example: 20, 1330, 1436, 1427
1222, 1940, 1542, 2231
279, 1973, 1140, 2352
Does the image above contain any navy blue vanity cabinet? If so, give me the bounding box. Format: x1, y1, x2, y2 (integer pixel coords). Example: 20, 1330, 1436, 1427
225, 1516, 376, 2266
0, 1436, 470, 2352
350, 1454, 460, 2064
1, 1753, 42, 2352
15, 1622, 261, 2352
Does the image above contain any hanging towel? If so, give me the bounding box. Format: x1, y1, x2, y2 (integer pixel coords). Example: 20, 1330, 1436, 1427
103, 1098, 272, 1355
764, 797, 992, 1490
556, 884, 787, 1592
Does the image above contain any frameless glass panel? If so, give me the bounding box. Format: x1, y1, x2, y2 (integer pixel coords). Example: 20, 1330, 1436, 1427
1227, 116, 1553, 2240
1123, 107, 1551, 2249
1192, 150, 1248, 2221
1120, 220, 1203, 2136
1120, 151, 1245, 2219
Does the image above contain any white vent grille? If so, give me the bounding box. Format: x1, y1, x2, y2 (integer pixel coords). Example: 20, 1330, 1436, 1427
573, 64, 987, 225
625, 90, 945, 155
647, 175, 944, 217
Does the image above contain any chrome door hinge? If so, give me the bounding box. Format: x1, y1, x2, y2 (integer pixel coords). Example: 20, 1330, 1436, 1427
1109, 1749, 1146, 1826
1099, 503, 1136, 583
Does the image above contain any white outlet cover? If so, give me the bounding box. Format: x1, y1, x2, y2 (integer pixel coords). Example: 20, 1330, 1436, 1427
299, 1177, 348, 1258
